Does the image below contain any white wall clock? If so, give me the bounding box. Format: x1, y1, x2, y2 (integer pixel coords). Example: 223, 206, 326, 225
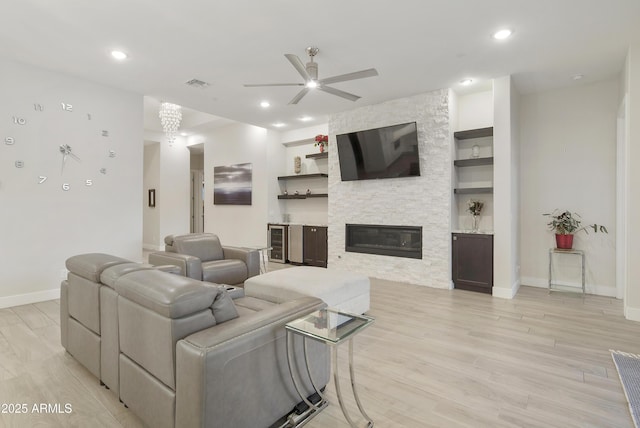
4, 101, 117, 191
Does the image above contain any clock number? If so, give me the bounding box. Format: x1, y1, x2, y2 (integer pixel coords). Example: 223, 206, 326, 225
109, 150, 116, 158
15, 161, 24, 168
100, 168, 107, 175
61, 103, 73, 112
62, 183, 70, 191
5, 137, 15, 145
34, 104, 44, 112
38, 176, 47, 184
87, 113, 92, 120
102, 130, 109, 137
12, 117, 26, 125
85, 179, 93, 186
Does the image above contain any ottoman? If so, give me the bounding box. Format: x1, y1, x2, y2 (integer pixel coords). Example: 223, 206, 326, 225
244, 266, 370, 315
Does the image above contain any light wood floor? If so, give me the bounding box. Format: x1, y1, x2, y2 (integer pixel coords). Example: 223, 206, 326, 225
1, 272, 638, 427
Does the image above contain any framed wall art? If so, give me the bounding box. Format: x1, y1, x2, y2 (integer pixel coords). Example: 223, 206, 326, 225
213, 163, 252, 205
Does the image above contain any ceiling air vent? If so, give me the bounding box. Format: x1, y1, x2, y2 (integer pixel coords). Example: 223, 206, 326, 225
184, 79, 210, 89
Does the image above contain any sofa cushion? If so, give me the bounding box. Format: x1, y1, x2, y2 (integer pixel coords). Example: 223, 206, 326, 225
174, 234, 224, 262
66, 253, 130, 282
115, 270, 216, 318
202, 259, 248, 285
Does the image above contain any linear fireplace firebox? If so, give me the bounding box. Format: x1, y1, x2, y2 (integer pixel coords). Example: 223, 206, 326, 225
345, 224, 422, 259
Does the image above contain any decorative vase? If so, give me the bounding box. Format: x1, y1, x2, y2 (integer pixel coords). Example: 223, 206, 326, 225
555, 234, 574, 250
472, 215, 480, 232
294, 156, 301, 174
319, 144, 325, 153
471, 145, 480, 158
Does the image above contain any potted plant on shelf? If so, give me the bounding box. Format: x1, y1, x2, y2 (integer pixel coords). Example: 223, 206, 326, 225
543, 209, 608, 249
467, 199, 484, 232
314, 134, 328, 153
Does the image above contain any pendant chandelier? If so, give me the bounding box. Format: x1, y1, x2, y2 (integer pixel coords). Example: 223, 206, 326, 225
159, 102, 182, 145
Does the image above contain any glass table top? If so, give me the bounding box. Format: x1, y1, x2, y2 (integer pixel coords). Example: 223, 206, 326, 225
285, 308, 375, 345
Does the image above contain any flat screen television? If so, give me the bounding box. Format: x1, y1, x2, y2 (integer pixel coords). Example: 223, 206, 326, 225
336, 121, 420, 181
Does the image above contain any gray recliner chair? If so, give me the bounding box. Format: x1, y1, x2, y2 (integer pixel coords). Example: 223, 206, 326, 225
149, 233, 260, 286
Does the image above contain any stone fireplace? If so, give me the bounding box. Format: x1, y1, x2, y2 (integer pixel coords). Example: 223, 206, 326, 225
345, 224, 422, 259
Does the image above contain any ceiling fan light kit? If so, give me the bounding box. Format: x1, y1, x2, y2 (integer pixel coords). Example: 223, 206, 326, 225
244, 46, 379, 105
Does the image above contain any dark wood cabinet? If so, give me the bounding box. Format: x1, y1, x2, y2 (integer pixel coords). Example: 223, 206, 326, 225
452, 233, 493, 294
303, 226, 328, 268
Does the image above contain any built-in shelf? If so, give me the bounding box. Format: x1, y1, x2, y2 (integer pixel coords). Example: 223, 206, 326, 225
278, 193, 328, 200
454, 187, 494, 194
454, 157, 494, 167
305, 152, 328, 159
454, 127, 493, 140
277, 173, 328, 181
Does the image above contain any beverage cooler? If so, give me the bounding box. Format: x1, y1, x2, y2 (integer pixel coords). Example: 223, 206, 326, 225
267, 224, 288, 263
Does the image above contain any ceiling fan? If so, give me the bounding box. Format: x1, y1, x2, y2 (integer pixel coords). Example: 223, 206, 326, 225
243, 47, 378, 105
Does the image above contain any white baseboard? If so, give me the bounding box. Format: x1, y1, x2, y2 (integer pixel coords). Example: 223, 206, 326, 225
625, 306, 640, 322
0, 288, 60, 309
493, 279, 521, 299
520, 276, 617, 297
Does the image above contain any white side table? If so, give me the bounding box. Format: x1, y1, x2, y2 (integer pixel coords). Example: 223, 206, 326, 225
548, 248, 585, 294
285, 309, 375, 428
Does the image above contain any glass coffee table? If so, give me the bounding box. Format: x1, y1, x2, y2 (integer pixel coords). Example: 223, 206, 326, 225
285, 308, 375, 428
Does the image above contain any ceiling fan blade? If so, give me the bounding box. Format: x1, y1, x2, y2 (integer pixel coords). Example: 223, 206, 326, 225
285, 54, 312, 81
319, 86, 361, 102
319, 68, 378, 85
288, 88, 310, 105
243, 83, 304, 87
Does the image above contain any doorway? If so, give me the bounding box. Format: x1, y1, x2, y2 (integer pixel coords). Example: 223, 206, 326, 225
189, 144, 205, 233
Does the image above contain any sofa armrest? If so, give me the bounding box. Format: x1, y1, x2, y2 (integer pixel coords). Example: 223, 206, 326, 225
175, 296, 329, 428
148, 251, 202, 280
222, 246, 260, 278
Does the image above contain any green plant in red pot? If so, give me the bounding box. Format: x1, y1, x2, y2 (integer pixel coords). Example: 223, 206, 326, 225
543, 209, 608, 249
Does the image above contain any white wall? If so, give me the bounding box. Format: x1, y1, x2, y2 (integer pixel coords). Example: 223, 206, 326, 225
143, 142, 161, 250
457, 90, 494, 131
519, 78, 618, 296
201, 123, 279, 247
0, 60, 143, 307
328, 90, 452, 287
623, 45, 640, 319
493, 76, 521, 298
159, 135, 191, 240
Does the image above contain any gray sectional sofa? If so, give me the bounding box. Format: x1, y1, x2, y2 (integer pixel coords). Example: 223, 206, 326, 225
60, 253, 329, 428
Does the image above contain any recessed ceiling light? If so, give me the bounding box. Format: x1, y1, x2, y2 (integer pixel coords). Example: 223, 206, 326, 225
180, 132, 188, 136
492, 29, 513, 40
260, 101, 270, 108
305, 80, 318, 89
572, 74, 585, 81
273, 122, 286, 128
299, 116, 313, 122
110, 50, 128, 60
460, 79, 474, 86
